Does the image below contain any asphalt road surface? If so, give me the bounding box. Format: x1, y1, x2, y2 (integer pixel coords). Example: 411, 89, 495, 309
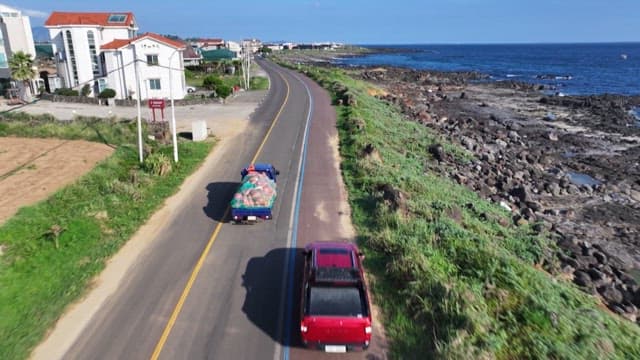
41, 59, 385, 360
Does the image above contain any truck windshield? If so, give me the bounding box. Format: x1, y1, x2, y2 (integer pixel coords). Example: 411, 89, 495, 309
307, 286, 365, 317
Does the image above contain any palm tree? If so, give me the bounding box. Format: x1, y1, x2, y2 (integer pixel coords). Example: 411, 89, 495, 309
8, 51, 36, 100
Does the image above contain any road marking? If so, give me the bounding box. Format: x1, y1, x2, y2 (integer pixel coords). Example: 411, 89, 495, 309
150, 63, 291, 360
280, 72, 314, 360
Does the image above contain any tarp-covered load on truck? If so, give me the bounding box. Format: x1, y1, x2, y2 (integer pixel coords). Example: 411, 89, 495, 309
230, 163, 279, 223
230, 171, 276, 209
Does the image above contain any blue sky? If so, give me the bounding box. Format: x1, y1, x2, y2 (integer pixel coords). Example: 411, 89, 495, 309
10, 0, 640, 44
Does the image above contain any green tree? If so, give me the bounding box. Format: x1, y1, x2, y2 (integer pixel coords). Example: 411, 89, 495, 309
216, 84, 232, 99
259, 46, 273, 54
98, 88, 116, 99
81, 84, 91, 97
8, 51, 36, 100
202, 75, 223, 91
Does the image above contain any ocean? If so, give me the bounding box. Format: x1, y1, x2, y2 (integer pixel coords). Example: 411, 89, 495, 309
334, 43, 640, 96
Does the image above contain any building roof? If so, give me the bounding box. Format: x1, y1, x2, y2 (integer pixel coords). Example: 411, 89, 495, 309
101, 32, 186, 51
183, 45, 201, 60
201, 48, 236, 61
45, 12, 136, 27
196, 38, 224, 44
0, 4, 20, 15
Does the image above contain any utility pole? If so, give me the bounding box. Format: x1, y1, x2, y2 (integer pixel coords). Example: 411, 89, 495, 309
168, 48, 180, 163
241, 40, 251, 90
132, 42, 144, 164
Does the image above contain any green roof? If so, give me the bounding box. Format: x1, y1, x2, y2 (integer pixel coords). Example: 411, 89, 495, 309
35, 44, 54, 59
201, 48, 236, 61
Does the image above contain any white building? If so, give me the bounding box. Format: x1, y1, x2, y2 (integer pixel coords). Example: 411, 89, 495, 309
226, 40, 242, 58
45, 11, 187, 100
0, 4, 38, 98
101, 33, 187, 100
45, 12, 137, 95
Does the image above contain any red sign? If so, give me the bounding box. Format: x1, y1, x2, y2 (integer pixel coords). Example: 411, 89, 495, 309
148, 98, 165, 109
148, 98, 166, 122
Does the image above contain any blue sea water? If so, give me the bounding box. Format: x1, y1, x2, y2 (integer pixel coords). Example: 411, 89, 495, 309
335, 43, 640, 96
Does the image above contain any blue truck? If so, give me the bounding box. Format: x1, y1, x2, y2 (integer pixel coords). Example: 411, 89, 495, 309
230, 163, 279, 223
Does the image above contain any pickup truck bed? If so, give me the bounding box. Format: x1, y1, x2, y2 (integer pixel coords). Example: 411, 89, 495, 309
307, 286, 367, 317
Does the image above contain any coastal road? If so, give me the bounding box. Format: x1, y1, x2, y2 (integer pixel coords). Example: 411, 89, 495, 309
53, 59, 311, 359
38, 58, 385, 360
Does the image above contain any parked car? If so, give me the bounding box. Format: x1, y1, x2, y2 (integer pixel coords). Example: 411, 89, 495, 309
300, 241, 372, 352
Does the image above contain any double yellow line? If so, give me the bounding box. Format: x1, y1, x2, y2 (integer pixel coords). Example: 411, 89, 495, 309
150, 65, 290, 360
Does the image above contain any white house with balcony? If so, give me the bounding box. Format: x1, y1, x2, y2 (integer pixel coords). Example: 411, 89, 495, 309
45, 12, 137, 95
101, 33, 186, 100
44, 11, 188, 101
0, 4, 38, 99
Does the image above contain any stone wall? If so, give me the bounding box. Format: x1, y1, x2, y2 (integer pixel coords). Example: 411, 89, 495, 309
40, 94, 224, 107
40, 93, 101, 105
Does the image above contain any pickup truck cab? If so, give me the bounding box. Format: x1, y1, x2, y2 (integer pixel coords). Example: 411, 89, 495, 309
300, 241, 372, 352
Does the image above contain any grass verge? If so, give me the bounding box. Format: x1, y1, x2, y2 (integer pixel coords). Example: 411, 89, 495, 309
0, 113, 214, 359
279, 62, 640, 359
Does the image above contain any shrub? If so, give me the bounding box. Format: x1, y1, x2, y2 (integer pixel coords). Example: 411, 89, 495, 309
81, 84, 91, 97
143, 152, 172, 176
216, 84, 232, 99
54, 88, 79, 96
202, 75, 223, 91
98, 88, 116, 99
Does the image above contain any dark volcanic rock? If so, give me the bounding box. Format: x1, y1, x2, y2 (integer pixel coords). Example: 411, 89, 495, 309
428, 143, 446, 162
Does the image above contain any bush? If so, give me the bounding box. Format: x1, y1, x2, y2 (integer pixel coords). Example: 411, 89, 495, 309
216, 84, 232, 99
98, 88, 116, 99
143, 152, 172, 176
54, 88, 79, 96
203, 75, 223, 91
81, 84, 91, 97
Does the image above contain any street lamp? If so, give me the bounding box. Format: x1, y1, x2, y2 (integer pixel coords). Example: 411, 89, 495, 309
168, 47, 182, 163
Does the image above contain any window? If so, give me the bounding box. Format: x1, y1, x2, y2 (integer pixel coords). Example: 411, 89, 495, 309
65, 30, 78, 85
98, 78, 108, 93
0, 52, 7, 68
108, 14, 127, 23
146, 54, 158, 66
87, 31, 100, 76
149, 79, 161, 90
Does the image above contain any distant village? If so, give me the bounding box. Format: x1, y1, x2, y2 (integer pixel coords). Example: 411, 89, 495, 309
0, 4, 343, 103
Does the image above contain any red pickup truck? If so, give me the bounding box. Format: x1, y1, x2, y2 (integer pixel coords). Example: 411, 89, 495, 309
300, 241, 372, 352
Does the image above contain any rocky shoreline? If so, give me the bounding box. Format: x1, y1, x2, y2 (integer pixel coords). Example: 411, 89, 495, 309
360, 66, 640, 324
278, 50, 640, 325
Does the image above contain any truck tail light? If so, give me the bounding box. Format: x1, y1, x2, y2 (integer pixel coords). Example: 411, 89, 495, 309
300, 324, 308, 333
365, 326, 372, 334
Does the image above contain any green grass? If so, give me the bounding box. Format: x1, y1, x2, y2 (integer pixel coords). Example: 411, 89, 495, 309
0, 113, 215, 359
278, 62, 640, 359
250, 76, 269, 90
185, 67, 268, 91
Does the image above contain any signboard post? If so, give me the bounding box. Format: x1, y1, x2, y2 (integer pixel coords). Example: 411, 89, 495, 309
148, 98, 166, 122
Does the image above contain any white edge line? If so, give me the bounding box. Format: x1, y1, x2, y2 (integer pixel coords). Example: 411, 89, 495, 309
273, 65, 314, 360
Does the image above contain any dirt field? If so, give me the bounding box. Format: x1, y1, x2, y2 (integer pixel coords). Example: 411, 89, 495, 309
0, 137, 114, 225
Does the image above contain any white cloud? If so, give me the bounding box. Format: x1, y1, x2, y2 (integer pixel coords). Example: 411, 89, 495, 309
20, 8, 49, 19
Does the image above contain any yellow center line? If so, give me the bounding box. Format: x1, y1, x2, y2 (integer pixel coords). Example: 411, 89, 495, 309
150, 65, 291, 360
